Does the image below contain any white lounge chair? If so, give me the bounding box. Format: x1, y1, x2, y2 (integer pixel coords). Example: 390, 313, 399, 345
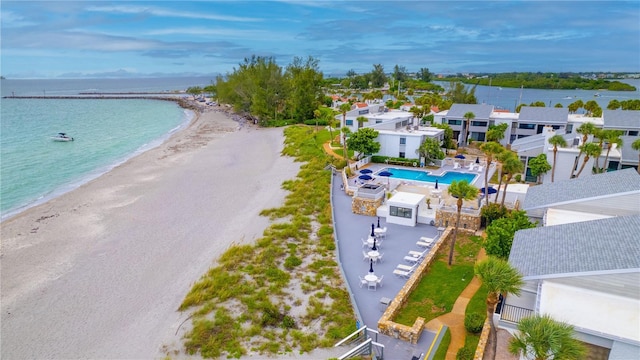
476, 165, 484, 172
393, 268, 412, 278
397, 263, 417, 272
408, 250, 424, 257
453, 162, 461, 169
466, 163, 475, 171
417, 240, 431, 248
404, 255, 422, 263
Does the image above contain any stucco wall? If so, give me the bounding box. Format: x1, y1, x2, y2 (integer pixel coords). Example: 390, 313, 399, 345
540, 280, 640, 342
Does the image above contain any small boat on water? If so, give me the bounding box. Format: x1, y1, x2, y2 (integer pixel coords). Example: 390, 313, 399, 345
51, 132, 74, 142
594, 93, 601, 97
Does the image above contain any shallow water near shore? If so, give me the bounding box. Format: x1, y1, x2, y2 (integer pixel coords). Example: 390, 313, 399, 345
1, 97, 189, 219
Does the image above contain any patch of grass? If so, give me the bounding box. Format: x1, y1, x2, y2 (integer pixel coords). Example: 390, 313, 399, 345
432, 328, 451, 360
394, 234, 483, 326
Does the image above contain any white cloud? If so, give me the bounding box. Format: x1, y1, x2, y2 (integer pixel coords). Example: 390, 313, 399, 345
85, 5, 262, 22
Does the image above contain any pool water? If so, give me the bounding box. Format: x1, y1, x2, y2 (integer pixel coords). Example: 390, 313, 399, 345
378, 167, 477, 185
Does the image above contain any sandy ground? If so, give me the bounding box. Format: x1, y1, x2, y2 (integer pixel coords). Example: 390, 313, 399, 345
0, 106, 310, 359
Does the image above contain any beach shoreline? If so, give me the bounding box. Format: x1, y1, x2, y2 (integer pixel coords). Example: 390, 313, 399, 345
0, 102, 302, 358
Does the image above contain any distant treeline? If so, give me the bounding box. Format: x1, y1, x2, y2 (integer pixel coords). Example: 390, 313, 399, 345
449, 72, 636, 91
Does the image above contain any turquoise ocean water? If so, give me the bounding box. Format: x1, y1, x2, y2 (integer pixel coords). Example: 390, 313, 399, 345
1, 77, 213, 220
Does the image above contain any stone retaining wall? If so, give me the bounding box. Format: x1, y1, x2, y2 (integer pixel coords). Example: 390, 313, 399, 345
436, 210, 481, 232
474, 318, 491, 359
377, 227, 452, 343
352, 197, 383, 216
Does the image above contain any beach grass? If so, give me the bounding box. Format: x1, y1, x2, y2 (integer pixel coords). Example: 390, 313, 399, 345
393, 234, 484, 326
180, 125, 352, 358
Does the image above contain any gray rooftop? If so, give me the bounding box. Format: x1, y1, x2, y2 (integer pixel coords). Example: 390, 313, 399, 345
620, 136, 640, 164
603, 110, 640, 130
446, 104, 494, 119
522, 168, 640, 211
510, 131, 572, 151
518, 106, 569, 124
509, 215, 640, 278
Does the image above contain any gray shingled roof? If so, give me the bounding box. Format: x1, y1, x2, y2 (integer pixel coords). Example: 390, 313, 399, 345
510, 131, 573, 151
523, 168, 640, 210
603, 110, 640, 130
509, 215, 640, 278
518, 107, 569, 124
446, 104, 494, 119
620, 136, 640, 163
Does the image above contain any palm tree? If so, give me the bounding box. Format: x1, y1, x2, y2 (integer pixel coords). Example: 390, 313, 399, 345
339, 103, 352, 163
570, 122, 596, 179
356, 116, 368, 129
462, 111, 475, 147
475, 257, 524, 360
548, 134, 567, 182
480, 142, 504, 206
446, 180, 478, 265
574, 142, 602, 178
500, 152, 524, 207
602, 129, 623, 172
633, 138, 640, 175
592, 128, 604, 172
493, 150, 509, 204
508, 314, 587, 360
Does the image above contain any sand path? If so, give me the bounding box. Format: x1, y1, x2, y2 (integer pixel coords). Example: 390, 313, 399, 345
1, 107, 301, 359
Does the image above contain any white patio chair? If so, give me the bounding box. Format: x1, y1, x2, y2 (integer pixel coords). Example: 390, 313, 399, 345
361, 238, 369, 248
453, 162, 461, 169
466, 163, 475, 171
358, 276, 367, 288
376, 252, 384, 263
376, 275, 384, 288
362, 250, 370, 261
476, 165, 484, 172
368, 280, 377, 291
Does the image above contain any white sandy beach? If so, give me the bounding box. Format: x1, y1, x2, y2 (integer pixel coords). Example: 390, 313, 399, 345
0, 106, 306, 358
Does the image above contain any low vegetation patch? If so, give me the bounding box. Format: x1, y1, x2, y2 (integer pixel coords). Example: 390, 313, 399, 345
179, 126, 354, 358
393, 234, 483, 326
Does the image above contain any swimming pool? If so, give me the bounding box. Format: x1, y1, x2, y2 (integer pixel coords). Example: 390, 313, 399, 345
377, 167, 477, 185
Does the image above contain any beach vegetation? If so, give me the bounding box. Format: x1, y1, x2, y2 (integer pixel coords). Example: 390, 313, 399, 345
180, 125, 354, 358
508, 314, 587, 360
484, 210, 536, 260
447, 72, 636, 91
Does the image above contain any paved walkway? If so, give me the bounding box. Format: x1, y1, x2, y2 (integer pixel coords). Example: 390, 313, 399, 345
323, 141, 344, 160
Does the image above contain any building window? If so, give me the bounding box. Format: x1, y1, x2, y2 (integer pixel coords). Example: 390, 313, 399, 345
346, 120, 353, 126
471, 121, 487, 127
629, 130, 639, 136
448, 119, 462, 126
400, 137, 406, 145
399, 152, 405, 158
518, 123, 536, 130
390, 206, 412, 219
566, 124, 573, 133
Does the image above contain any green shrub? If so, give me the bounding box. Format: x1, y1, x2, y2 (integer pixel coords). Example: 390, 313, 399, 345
284, 255, 302, 269
515, 174, 522, 182
464, 313, 485, 334
480, 202, 507, 227
456, 346, 474, 360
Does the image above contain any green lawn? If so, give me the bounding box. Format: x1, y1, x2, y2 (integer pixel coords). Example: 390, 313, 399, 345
394, 234, 484, 326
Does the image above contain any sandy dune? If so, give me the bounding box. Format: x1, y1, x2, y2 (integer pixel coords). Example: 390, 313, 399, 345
1, 107, 303, 359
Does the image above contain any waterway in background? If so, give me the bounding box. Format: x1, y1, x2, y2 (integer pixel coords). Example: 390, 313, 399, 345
0, 77, 214, 220
434, 78, 640, 112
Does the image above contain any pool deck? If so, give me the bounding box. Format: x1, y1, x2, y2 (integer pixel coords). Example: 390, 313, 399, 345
331, 160, 495, 358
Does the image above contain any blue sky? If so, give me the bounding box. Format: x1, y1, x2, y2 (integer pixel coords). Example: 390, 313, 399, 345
1, 1, 639, 79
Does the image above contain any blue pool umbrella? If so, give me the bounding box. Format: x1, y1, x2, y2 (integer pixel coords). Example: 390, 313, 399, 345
435, 179, 439, 189
372, 238, 377, 251
369, 258, 374, 273
359, 168, 373, 174
377, 217, 380, 228
455, 154, 466, 159
371, 223, 375, 237
476, 157, 480, 164
378, 171, 393, 177
479, 187, 498, 195
359, 174, 373, 181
